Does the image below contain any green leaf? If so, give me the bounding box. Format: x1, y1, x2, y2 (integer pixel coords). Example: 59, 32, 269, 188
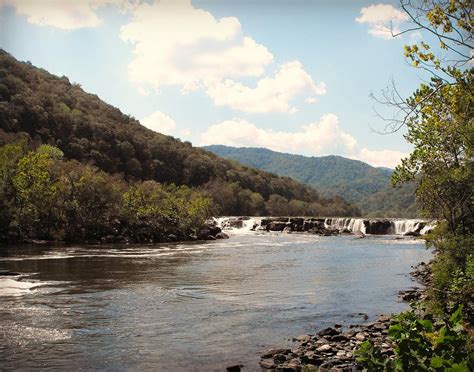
449, 305, 463, 324
430, 356, 445, 368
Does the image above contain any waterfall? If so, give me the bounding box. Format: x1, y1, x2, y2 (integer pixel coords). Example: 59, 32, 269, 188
325, 218, 366, 234
420, 222, 436, 235
214, 217, 262, 235
211, 217, 434, 236
390, 220, 421, 235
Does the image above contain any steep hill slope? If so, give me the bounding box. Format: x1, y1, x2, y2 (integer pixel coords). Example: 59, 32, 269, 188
204, 145, 419, 217
0, 50, 359, 217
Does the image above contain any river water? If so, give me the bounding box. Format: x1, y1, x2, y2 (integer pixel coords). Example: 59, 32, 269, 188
0, 232, 431, 371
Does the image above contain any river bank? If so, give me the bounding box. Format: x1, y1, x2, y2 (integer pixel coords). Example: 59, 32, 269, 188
258, 261, 432, 371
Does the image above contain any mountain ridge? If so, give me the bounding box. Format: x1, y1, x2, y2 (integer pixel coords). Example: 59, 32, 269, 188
0, 49, 359, 217
203, 145, 419, 217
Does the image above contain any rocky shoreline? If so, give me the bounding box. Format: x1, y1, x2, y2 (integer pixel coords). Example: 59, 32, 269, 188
2, 223, 230, 246
257, 261, 431, 371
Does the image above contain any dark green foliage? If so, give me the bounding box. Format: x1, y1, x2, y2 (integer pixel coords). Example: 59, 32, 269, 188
204, 145, 419, 217
0, 49, 359, 217
0, 143, 214, 243
358, 182, 419, 218
356, 306, 473, 371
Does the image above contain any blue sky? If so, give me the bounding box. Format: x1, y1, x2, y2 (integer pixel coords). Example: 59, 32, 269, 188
0, 0, 443, 167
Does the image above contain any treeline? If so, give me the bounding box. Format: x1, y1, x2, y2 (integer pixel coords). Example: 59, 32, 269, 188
0, 142, 215, 243
0, 49, 359, 218
204, 145, 420, 217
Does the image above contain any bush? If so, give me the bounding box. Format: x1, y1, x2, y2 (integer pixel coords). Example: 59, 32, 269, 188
356, 305, 473, 371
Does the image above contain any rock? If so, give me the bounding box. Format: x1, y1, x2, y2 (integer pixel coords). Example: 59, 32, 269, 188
0, 270, 20, 276
364, 219, 391, 235
197, 224, 221, 239
332, 334, 350, 342
291, 347, 306, 356
260, 359, 275, 369
295, 334, 312, 343
206, 235, 216, 240
215, 232, 229, 239
274, 354, 287, 363
373, 322, 386, 330
166, 234, 178, 241
261, 348, 289, 358
223, 218, 243, 229
316, 344, 332, 352
226, 364, 243, 372
355, 332, 366, 341
30, 239, 48, 245
267, 221, 288, 231
318, 327, 340, 337
276, 359, 301, 371
377, 314, 391, 323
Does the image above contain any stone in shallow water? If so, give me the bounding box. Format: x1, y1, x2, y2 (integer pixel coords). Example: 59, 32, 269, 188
261, 348, 289, 358
260, 358, 275, 369
295, 334, 311, 343
318, 327, 340, 337
226, 364, 242, 372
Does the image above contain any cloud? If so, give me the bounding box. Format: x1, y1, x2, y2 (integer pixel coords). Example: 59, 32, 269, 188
354, 148, 407, 169
200, 114, 407, 168
0, 0, 136, 30
356, 3, 408, 39
206, 61, 326, 113
120, 0, 273, 94
200, 114, 357, 156
140, 110, 176, 135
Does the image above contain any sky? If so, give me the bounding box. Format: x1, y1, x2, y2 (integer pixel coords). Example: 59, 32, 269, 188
0, 0, 446, 168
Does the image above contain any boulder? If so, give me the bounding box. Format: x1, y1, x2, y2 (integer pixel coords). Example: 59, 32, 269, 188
365, 220, 391, 235
226, 364, 243, 372
260, 359, 275, 369
267, 221, 288, 231
318, 327, 340, 337
216, 232, 230, 239
197, 224, 221, 239
316, 344, 332, 352
0, 270, 20, 276
261, 348, 289, 358
295, 334, 311, 343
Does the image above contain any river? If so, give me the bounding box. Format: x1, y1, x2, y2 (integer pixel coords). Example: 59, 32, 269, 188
0, 231, 431, 371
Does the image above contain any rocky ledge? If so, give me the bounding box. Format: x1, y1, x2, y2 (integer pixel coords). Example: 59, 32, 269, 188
259, 261, 431, 371
259, 315, 392, 371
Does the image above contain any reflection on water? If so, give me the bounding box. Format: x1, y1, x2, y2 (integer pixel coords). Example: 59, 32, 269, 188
0, 234, 431, 371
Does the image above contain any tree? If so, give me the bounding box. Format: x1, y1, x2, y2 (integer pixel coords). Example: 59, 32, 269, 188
386, 0, 473, 316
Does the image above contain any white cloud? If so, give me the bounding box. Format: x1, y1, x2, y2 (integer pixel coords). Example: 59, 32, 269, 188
356, 3, 408, 40
200, 114, 357, 156
201, 114, 407, 168
120, 0, 273, 94
206, 61, 326, 113
0, 0, 136, 30
354, 148, 407, 169
141, 110, 176, 135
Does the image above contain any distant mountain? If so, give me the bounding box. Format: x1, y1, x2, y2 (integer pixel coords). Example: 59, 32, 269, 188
203, 145, 419, 217
0, 49, 360, 217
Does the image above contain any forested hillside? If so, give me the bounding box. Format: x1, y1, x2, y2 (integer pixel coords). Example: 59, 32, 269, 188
0, 50, 359, 218
204, 145, 419, 217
